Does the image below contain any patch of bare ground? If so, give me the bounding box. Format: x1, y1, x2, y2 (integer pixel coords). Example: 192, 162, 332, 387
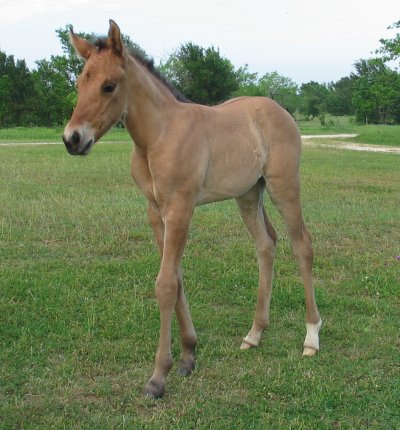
302, 135, 400, 154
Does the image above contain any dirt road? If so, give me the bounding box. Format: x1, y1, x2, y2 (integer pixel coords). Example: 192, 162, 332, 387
302, 134, 400, 154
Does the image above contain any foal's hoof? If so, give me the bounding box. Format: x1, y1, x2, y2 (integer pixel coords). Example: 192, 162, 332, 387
240, 337, 258, 350
143, 379, 165, 400
177, 359, 195, 377
303, 345, 318, 356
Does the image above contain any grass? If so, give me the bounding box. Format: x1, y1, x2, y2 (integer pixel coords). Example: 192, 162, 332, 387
1, 117, 400, 146
298, 116, 400, 146
1, 142, 400, 429
297, 115, 357, 135
0, 126, 131, 143
351, 125, 400, 146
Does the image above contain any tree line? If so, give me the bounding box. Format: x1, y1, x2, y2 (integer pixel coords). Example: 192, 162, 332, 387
1, 21, 399, 127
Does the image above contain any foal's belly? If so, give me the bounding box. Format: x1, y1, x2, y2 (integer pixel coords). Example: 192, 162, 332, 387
196, 181, 259, 205
195, 149, 264, 205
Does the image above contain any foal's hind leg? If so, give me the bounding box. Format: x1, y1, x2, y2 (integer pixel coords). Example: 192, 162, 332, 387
266, 175, 322, 356
236, 182, 277, 349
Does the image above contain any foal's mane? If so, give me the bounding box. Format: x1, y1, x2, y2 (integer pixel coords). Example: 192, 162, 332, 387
94, 38, 189, 103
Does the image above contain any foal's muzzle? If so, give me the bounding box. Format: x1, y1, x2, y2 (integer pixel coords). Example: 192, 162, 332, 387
62, 131, 94, 156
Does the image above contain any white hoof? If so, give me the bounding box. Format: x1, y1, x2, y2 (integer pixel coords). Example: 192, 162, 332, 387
240, 336, 258, 350
303, 346, 318, 356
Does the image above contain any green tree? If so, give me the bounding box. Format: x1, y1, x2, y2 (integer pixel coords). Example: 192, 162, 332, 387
376, 20, 400, 65
298, 81, 329, 118
257, 71, 299, 114
32, 58, 75, 126
233, 65, 263, 97
11, 59, 37, 125
161, 42, 239, 105
352, 58, 400, 124
325, 76, 356, 116
0, 50, 37, 126
0, 51, 13, 126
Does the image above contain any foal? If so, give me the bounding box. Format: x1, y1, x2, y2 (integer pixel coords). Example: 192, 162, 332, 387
62, 20, 322, 399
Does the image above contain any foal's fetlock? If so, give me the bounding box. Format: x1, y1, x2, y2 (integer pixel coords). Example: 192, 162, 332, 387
177, 344, 196, 377
177, 356, 195, 377
144, 378, 166, 400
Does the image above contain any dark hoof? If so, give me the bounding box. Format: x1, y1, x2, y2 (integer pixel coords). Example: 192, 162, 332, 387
143, 379, 165, 400
177, 359, 195, 377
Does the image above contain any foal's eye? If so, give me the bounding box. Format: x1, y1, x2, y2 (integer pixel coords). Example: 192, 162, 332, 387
102, 82, 117, 94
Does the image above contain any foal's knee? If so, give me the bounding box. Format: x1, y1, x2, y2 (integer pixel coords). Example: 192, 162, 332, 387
257, 233, 276, 259
155, 272, 179, 309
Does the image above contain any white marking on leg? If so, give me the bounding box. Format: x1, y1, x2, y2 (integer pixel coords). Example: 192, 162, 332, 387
303, 319, 322, 356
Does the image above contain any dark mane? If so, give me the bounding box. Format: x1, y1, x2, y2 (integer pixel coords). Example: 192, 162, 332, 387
94, 37, 190, 103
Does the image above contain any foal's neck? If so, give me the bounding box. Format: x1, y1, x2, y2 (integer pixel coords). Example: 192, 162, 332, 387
123, 56, 180, 152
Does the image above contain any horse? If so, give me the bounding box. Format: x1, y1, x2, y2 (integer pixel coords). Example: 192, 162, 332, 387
62, 20, 322, 399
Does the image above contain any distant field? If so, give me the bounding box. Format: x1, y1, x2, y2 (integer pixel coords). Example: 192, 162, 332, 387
1, 142, 399, 429
1, 117, 399, 146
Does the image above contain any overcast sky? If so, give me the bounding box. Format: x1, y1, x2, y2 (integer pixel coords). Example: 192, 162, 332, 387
0, 0, 398, 84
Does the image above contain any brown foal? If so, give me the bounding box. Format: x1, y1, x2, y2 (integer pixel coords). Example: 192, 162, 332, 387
62, 20, 322, 399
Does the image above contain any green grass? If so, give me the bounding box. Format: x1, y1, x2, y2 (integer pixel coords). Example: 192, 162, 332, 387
1, 143, 399, 429
0, 126, 131, 143
297, 115, 357, 135
351, 124, 400, 146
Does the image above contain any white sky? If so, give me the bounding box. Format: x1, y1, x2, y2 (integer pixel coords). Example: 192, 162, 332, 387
0, 0, 398, 84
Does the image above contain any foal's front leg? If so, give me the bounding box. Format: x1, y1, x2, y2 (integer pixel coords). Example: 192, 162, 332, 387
144, 201, 194, 399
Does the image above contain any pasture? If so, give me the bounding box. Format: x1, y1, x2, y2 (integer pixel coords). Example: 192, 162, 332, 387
2, 116, 400, 147
1, 140, 399, 429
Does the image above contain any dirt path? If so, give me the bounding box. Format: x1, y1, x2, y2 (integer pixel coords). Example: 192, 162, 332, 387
302, 135, 400, 154
1, 135, 399, 154
302, 134, 358, 140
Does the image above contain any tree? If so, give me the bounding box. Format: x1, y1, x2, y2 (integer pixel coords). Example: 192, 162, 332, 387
257, 71, 299, 114
352, 58, 400, 124
11, 59, 37, 125
325, 76, 356, 116
233, 65, 263, 97
0, 50, 37, 126
298, 81, 329, 118
32, 58, 75, 126
160, 42, 239, 105
376, 20, 400, 65
0, 51, 14, 126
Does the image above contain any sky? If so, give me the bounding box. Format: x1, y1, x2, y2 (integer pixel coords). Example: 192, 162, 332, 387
0, 0, 398, 84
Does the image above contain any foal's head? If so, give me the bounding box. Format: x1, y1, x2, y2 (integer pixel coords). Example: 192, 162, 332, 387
62, 20, 128, 156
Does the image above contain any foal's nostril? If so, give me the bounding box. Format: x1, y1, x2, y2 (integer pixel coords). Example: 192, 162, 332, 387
62, 131, 81, 148
71, 131, 81, 146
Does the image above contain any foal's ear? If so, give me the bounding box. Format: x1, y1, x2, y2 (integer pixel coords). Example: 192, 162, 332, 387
108, 19, 124, 56
69, 27, 92, 60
